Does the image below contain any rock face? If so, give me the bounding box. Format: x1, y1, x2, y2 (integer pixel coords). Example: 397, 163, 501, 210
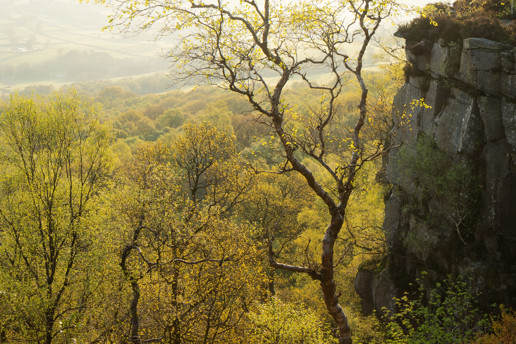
355, 38, 516, 315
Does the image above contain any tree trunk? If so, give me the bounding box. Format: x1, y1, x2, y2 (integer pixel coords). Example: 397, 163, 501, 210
172, 265, 181, 344
45, 308, 54, 344
320, 214, 352, 344
120, 244, 142, 344
267, 244, 276, 298
268, 272, 276, 297
321, 278, 352, 344
129, 280, 141, 344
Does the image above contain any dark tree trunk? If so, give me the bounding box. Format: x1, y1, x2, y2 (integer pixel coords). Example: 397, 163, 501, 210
171, 265, 180, 344
129, 280, 141, 344
44, 308, 54, 344
320, 215, 352, 344
121, 244, 142, 344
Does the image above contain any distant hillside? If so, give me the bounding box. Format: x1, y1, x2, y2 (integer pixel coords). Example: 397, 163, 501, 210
0, 0, 169, 93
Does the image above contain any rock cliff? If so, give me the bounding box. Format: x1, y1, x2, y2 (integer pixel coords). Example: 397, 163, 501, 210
355, 37, 516, 315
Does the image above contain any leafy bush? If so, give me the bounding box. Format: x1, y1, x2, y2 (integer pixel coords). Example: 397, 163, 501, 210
461, 16, 512, 42
397, 1, 516, 46
397, 14, 463, 44
436, 15, 464, 43
397, 17, 434, 42
353, 314, 390, 344
471, 306, 516, 344
454, 0, 516, 20
379, 273, 490, 344
247, 298, 336, 344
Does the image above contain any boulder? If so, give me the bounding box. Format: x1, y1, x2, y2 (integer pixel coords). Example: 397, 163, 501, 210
478, 97, 504, 142
501, 74, 516, 100
354, 269, 375, 315
458, 38, 511, 88
482, 140, 513, 226
477, 70, 501, 96
383, 191, 403, 248
420, 80, 450, 135
392, 82, 425, 143
502, 98, 516, 147
434, 88, 484, 156
406, 39, 433, 73
500, 50, 514, 73
372, 270, 397, 315
430, 42, 461, 77
463, 38, 512, 51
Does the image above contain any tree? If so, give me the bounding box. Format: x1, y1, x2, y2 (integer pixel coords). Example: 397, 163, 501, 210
87, 1, 400, 342
0, 91, 112, 344
247, 297, 335, 344
239, 173, 314, 297
115, 124, 264, 343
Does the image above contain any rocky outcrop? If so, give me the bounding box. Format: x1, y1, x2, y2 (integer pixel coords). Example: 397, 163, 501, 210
355, 37, 516, 315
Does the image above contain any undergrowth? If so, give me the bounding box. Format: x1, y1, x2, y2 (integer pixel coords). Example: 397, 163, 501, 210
356, 273, 490, 344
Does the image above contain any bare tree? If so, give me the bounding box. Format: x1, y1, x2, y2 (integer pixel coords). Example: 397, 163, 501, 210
87, 1, 400, 342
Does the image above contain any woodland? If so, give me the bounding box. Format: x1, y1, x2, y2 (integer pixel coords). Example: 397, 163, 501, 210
1, 1, 516, 344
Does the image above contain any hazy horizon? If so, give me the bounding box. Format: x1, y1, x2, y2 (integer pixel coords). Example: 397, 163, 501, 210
0, 0, 442, 96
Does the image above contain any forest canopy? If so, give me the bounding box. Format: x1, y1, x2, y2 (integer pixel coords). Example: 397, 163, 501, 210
2, 0, 515, 343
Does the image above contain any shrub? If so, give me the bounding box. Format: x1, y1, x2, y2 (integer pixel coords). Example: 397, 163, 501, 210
471, 306, 516, 344
454, 0, 515, 19
461, 15, 512, 42
396, 15, 462, 45
397, 1, 516, 46
380, 273, 490, 344
247, 298, 336, 344
435, 15, 463, 43
397, 17, 433, 42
